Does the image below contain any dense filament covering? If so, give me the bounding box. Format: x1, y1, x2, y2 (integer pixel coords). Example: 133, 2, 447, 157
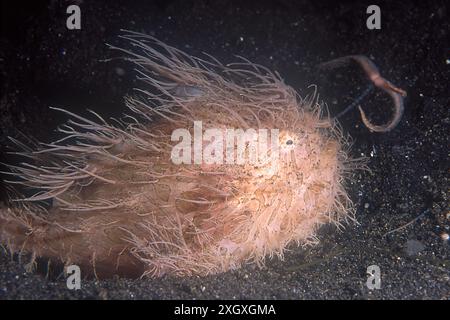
0, 32, 359, 278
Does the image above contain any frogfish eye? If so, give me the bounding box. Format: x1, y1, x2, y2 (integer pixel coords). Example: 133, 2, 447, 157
286, 139, 293, 145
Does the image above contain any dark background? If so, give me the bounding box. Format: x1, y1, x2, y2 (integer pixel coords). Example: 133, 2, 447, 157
0, 0, 448, 299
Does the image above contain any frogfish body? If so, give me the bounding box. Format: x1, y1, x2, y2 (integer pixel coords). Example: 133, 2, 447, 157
0, 32, 355, 278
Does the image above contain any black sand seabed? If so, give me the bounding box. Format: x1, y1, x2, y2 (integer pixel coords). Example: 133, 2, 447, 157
0, 0, 448, 299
